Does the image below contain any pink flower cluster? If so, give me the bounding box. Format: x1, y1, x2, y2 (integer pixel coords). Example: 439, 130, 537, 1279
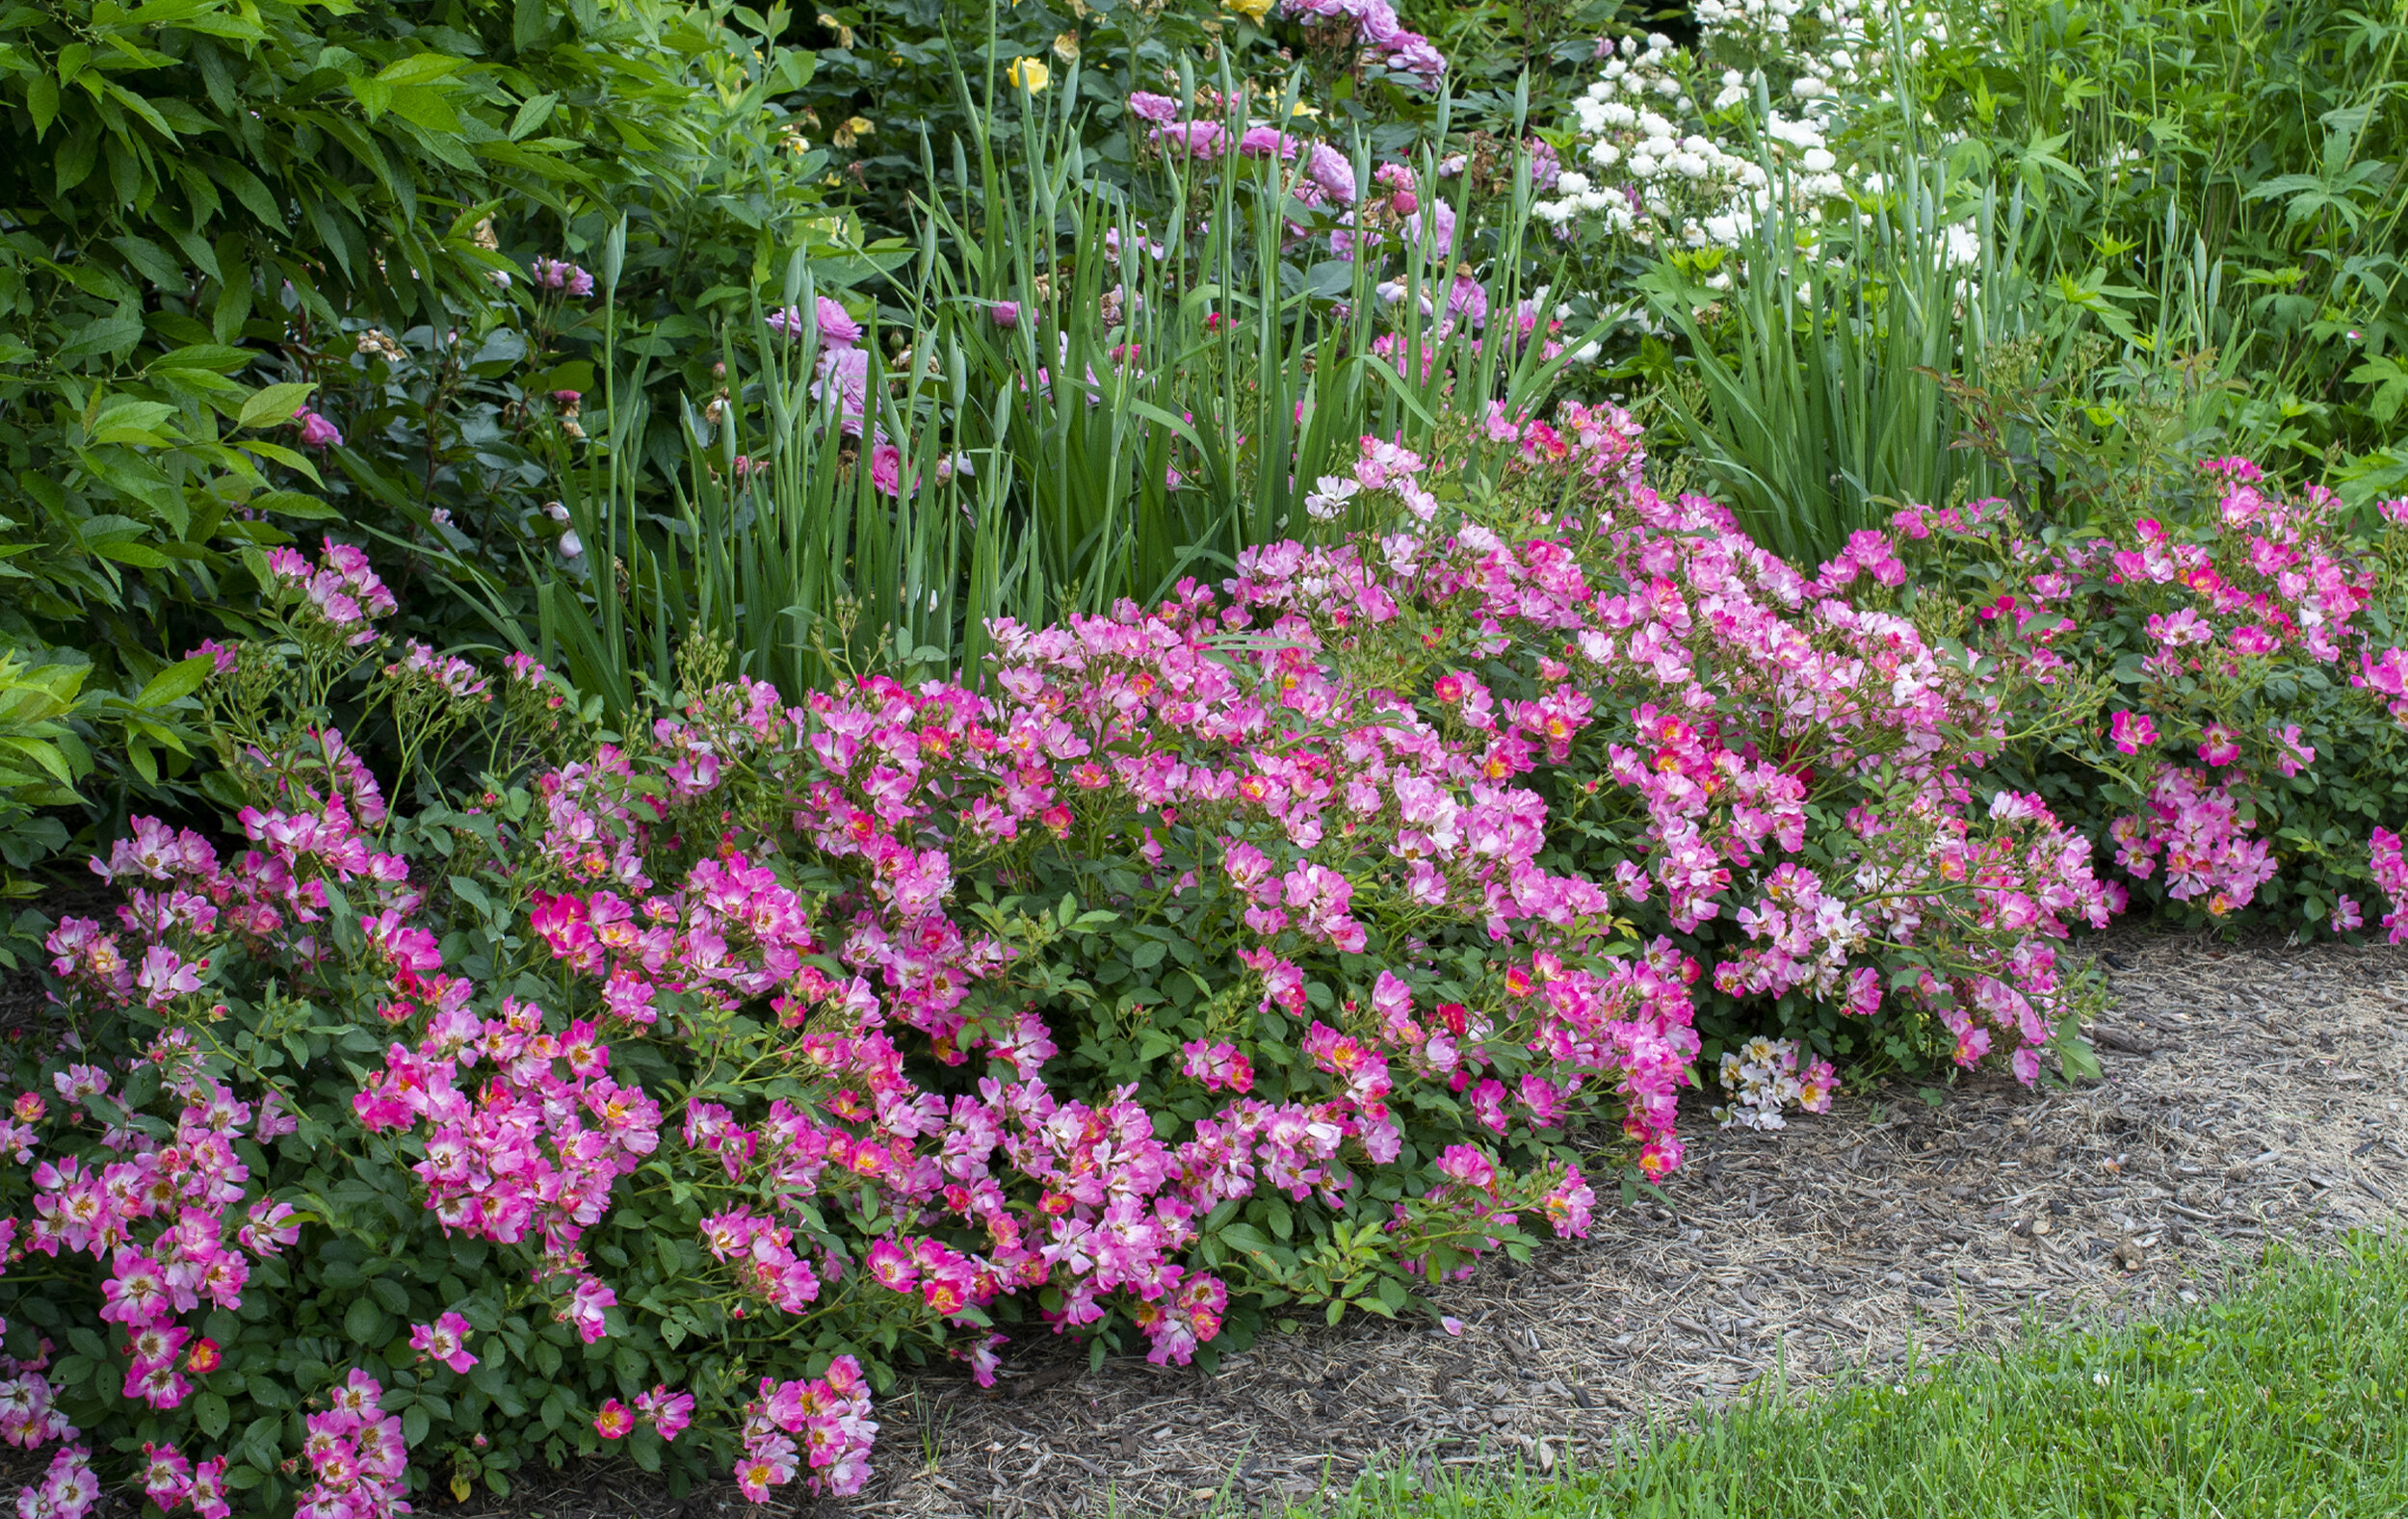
2369, 827, 2408, 939
2, 1023, 304, 1515
529, 255, 593, 297
1900, 457, 2408, 929
1282, 0, 1447, 83
1238, 406, 2116, 1086
737, 1356, 877, 1500
288, 1371, 408, 1519
353, 995, 659, 1335
262, 541, 397, 645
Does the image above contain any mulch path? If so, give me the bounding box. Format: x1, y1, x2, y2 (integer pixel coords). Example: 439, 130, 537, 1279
296, 929, 2408, 1516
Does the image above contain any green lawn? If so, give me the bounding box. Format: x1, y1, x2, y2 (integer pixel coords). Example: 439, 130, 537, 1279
1277, 1236, 2408, 1519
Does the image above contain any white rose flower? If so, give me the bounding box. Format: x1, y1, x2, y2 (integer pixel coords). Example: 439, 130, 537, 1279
1802, 146, 1837, 171
1304, 476, 1359, 521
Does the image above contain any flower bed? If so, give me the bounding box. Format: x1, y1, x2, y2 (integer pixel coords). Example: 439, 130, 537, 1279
4, 398, 2264, 1515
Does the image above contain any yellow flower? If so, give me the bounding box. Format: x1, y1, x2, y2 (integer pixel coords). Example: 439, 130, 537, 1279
834, 116, 875, 148
1289, 98, 1321, 118
1225, 0, 1272, 21
1008, 56, 1051, 92
1051, 29, 1080, 62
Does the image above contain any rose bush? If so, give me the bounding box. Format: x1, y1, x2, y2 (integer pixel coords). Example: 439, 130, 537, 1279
0, 403, 2229, 1516
1874, 465, 2408, 938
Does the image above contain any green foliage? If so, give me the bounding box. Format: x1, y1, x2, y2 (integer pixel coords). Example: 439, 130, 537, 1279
0, 0, 850, 876
526, 68, 1595, 714
1911, 0, 2408, 494
1638, 154, 2027, 565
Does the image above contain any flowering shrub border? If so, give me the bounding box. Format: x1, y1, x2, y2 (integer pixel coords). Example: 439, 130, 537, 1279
29, 406, 2404, 1518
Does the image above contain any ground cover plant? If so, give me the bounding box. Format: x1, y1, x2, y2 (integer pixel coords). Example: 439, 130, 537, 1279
1275, 1233, 2408, 1518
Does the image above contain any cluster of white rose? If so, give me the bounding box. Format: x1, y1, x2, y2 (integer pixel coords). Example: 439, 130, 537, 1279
1694, 0, 1914, 105
1532, 1, 1958, 252
1536, 36, 1762, 246
1711, 1035, 1838, 1132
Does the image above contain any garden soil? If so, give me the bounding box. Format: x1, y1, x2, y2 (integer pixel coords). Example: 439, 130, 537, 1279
458, 928, 2408, 1517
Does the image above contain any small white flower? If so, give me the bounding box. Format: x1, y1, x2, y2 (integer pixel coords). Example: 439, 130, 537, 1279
1304, 475, 1361, 521
559, 529, 584, 559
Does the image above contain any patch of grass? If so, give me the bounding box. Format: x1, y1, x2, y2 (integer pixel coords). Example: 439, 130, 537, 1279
1278, 1235, 2408, 1518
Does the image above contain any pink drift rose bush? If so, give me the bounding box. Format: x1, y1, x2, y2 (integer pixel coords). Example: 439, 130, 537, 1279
1881, 464, 2408, 939
6, 406, 2116, 1512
